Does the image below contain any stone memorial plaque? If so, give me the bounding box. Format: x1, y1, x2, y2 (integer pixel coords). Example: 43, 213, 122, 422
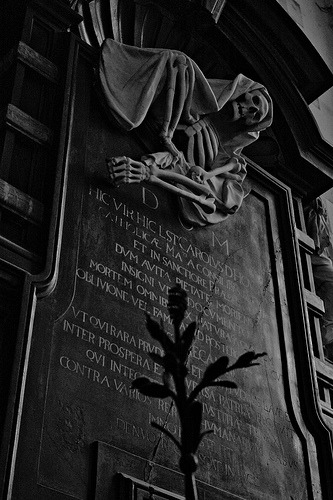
33, 94, 313, 500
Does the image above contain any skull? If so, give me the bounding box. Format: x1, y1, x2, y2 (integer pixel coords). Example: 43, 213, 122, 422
232, 90, 269, 126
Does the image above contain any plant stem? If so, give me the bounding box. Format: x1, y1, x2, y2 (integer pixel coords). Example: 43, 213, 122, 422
184, 472, 198, 500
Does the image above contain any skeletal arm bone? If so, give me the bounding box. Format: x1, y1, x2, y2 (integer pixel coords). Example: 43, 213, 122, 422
188, 157, 242, 184
106, 155, 216, 212
106, 154, 244, 215
107, 154, 239, 194
108, 155, 208, 193
149, 176, 216, 213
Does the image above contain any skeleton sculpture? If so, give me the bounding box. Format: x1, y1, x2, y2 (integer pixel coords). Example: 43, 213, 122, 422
99, 39, 273, 225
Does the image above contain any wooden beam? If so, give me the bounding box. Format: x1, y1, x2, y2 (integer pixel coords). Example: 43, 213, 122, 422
0, 179, 44, 225
17, 41, 59, 83
6, 103, 53, 146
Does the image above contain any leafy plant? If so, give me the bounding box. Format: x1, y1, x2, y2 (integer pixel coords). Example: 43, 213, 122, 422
132, 284, 266, 500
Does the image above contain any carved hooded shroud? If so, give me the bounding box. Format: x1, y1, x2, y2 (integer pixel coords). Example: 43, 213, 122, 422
99, 38, 273, 225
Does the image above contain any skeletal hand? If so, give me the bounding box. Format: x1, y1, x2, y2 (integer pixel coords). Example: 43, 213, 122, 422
106, 156, 150, 187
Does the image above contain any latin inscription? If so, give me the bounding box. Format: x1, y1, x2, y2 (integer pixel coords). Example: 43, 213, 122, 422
54, 182, 300, 493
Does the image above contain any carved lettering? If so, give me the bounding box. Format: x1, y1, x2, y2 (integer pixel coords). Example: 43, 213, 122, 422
55, 182, 302, 492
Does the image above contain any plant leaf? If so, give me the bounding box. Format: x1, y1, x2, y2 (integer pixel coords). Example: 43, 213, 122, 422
145, 313, 174, 351
228, 351, 266, 371
131, 377, 152, 390
148, 351, 165, 367
202, 356, 229, 383
137, 381, 172, 399
132, 377, 173, 398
